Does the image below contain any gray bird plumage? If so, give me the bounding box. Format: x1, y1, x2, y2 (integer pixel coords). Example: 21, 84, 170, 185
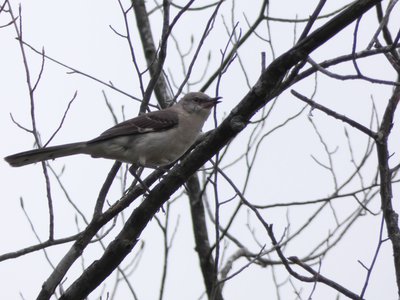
5, 92, 221, 168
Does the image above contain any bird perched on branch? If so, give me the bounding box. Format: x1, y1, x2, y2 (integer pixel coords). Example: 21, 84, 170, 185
5, 92, 221, 169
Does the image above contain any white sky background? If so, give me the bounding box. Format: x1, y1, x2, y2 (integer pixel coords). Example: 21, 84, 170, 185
0, 0, 399, 299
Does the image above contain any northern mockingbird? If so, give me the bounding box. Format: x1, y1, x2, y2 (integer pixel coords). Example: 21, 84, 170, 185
5, 92, 221, 168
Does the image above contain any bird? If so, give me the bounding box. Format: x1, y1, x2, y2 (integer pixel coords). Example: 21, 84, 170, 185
4, 92, 221, 169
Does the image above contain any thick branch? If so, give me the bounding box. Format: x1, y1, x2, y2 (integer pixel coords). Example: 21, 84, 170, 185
133, 1, 171, 107
187, 174, 223, 300
376, 85, 400, 297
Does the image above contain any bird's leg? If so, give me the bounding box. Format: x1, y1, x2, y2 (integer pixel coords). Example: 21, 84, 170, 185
154, 162, 175, 182
127, 166, 151, 195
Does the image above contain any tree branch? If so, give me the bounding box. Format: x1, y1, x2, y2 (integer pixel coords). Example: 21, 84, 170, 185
376, 85, 400, 297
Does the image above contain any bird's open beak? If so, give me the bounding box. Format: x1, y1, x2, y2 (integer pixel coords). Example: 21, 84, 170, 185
201, 96, 222, 108
212, 96, 222, 104
207, 96, 222, 107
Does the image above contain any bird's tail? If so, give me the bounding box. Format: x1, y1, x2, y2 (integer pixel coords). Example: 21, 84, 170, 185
4, 142, 87, 167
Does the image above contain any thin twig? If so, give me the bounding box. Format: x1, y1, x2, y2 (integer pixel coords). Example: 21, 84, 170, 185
291, 90, 377, 138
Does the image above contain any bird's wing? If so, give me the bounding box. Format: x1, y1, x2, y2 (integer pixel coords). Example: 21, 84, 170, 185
89, 109, 179, 143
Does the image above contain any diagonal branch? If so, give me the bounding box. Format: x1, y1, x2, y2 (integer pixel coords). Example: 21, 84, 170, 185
291, 90, 377, 138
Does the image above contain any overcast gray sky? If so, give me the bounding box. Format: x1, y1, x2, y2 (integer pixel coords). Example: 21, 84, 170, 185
1, 1, 399, 299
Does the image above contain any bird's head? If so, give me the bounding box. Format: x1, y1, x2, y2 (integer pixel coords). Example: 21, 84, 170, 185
179, 92, 221, 115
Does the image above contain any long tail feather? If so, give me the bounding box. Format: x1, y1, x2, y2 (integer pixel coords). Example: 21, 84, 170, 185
4, 142, 87, 167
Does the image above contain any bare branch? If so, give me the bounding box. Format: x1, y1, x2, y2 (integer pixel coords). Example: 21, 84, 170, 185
291, 90, 377, 138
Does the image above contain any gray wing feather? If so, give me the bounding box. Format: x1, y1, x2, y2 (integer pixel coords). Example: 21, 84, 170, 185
88, 109, 179, 144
